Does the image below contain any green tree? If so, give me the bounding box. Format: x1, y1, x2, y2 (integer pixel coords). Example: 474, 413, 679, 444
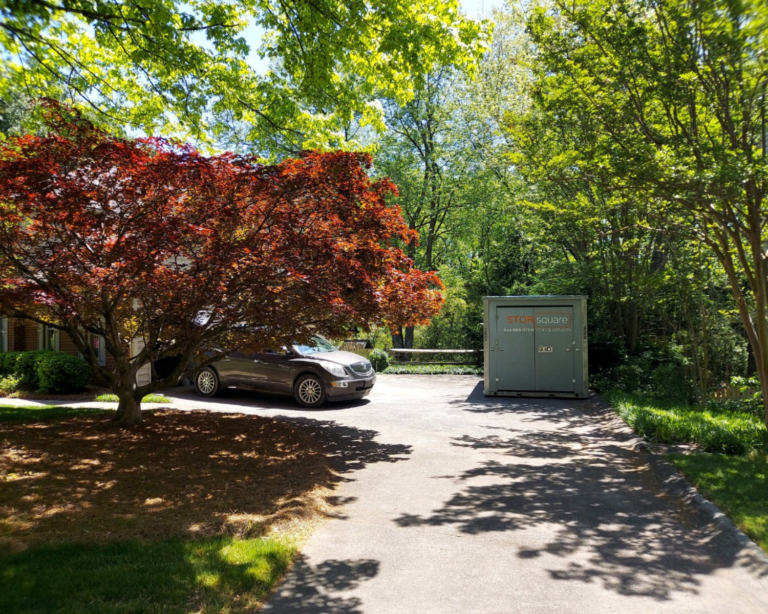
527, 0, 768, 424
0, 0, 490, 147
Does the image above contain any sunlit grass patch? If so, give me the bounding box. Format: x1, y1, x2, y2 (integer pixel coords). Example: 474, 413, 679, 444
95, 393, 171, 403
669, 452, 768, 553
604, 391, 767, 455
0, 535, 295, 613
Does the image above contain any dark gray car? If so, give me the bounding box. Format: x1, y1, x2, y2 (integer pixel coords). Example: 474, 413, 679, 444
194, 335, 376, 407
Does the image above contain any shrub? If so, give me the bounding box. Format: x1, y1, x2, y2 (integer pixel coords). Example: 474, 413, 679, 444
0, 374, 21, 394
369, 349, 389, 373
36, 352, 91, 393
0, 352, 22, 376
384, 364, 483, 375
14, 350, 52, 390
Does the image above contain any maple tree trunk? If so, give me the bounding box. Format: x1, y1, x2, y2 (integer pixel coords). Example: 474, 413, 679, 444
404, 326, 414, 349
114, 390, 143, 427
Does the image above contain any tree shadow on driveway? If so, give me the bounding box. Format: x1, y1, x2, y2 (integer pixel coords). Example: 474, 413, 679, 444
448, 381, 585, 421
262, 556, 380, 613
394, 423, 756, 601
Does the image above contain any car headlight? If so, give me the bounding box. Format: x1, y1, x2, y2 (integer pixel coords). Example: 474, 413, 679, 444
316, 361, 347, 377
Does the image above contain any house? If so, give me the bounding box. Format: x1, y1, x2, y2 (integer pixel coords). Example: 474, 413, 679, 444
0, 317, 150, 385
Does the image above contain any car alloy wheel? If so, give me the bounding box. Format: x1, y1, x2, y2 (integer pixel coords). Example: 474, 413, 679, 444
195, 368, 219, 397
295, 374, 326, 408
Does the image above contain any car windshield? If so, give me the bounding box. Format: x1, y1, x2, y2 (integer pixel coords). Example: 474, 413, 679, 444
295, 336, 337, 355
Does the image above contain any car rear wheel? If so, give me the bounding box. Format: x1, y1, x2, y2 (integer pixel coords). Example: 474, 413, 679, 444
294, 374, 326, 408
195, 367, 220, 397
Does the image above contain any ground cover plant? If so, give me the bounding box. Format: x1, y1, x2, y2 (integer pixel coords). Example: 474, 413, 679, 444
95, 393, 171, 403
669, 453, 768, 553
384, 364, 483, 375
605, 391, 767, 455
0, 408, 334, 612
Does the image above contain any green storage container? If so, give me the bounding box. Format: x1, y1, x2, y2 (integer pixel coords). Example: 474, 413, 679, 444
483, 295, 588, 398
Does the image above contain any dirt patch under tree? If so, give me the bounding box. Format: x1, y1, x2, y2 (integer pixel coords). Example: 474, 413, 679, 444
0, 410, 335, 554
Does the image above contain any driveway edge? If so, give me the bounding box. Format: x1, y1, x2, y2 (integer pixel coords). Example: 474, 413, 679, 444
584, 393, 768, 574
639, 447, 768, 568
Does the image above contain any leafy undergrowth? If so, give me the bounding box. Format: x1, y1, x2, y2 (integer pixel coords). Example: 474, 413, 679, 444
0, 408, 333, 612
95, 393, 172, 403
669, 453, 768, 553
605, 391, 767, 455
384, 364, 483, 375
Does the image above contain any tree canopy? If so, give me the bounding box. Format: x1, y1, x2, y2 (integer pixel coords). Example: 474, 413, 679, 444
0, 0, 491, 150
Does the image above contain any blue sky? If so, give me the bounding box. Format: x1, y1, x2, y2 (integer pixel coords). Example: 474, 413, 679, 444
461, 0, 505, 19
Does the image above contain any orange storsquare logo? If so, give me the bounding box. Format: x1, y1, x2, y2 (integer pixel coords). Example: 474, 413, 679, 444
506, 315, 534, 324
504, 313, 572, 328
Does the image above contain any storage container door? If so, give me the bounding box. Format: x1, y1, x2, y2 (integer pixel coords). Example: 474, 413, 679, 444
495, 307, 536, 391
534, 307, 575, 392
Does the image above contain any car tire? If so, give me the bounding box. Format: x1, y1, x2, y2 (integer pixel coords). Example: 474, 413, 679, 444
294, 374, 327, 408
195, 367, 220, 398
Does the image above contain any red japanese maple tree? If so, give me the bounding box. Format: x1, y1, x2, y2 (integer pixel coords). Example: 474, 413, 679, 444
0, 103, 443, 426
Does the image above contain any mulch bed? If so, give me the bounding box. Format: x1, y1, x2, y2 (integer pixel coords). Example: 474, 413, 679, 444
0, 410, 334, 554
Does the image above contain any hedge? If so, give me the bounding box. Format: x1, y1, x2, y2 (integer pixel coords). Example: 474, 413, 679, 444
14, 350, 52, 391
0, 350, 91, 394
37, 353, 92, 394
0, 351, 22, 376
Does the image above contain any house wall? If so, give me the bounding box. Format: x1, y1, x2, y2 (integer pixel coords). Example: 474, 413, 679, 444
3, 318, 118, 373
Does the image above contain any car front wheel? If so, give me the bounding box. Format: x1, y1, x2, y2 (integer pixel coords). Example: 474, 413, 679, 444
294, 374, 326, 408
195, 367, 220, 398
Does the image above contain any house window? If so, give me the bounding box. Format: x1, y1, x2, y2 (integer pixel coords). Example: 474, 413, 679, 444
87, 333, 107, 367
0, 319, 7, 353
37, 324, 60, 351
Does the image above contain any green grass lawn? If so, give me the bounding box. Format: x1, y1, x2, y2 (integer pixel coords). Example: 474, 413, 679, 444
95, 393, 172, 403
0, 535, 295, 613
0, 404, 111, 422
604, 391, 767, 454
604, 391, 768, 553
0, 404, 326, 612
669, 452, 768, 553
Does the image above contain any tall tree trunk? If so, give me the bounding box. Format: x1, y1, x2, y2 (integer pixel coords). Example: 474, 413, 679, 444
404, 325, 414, 349
391, 326, 404, 349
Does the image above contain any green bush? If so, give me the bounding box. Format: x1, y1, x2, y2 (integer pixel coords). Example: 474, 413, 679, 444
14, 350, 52, 391
36, 352, 92, 394
595, 342, 693, 402
0, 374, 21, 394
0, 352, 22, 376
369, 349, 390, 373
384, 364, 483, 375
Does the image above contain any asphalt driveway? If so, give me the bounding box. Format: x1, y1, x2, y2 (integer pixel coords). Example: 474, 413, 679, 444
155, 374, 768, 613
